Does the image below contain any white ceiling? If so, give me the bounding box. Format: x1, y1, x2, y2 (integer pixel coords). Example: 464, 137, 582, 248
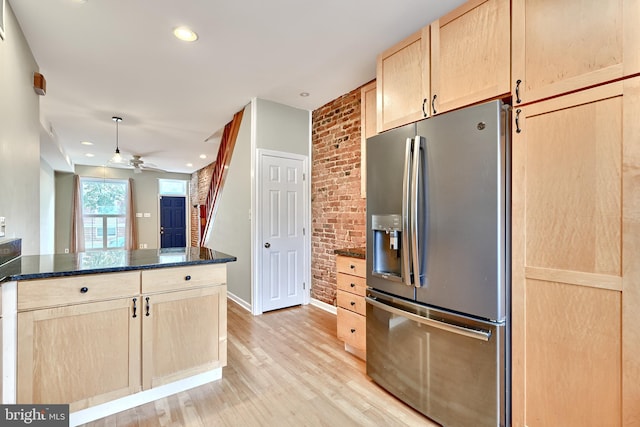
10, 0, 465, 174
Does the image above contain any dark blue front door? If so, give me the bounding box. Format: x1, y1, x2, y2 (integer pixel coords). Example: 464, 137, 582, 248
160, 196, 186, 248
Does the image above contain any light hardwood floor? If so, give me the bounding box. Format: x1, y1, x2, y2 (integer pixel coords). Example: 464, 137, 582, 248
82, 300, 437, 427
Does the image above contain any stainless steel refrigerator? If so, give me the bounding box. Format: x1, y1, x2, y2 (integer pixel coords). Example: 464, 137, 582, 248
365, 100, 510, 427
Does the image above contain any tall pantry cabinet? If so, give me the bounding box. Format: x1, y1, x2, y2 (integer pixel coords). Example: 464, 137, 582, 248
510, 0, 640, 425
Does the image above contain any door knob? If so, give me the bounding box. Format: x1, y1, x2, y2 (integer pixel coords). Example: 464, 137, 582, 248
264, 242, 271, 248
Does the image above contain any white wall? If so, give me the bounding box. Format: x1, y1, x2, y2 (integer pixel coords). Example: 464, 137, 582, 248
0, 3, 41, 254
207, 104, 252, 305
206, 99, 311, 309
255, 98, 310, 155
40, 159, 55, 254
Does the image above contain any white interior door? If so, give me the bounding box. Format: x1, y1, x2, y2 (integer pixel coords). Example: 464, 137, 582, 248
260, 153, 305, 312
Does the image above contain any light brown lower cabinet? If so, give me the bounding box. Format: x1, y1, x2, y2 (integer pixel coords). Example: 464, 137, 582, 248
335, 255, 366, 359
511, 76, 640, 426
17, 298, 141, 412
16, 265, 227, 412
142, 285, 227, 390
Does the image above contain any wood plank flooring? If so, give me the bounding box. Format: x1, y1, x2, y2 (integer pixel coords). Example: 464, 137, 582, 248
82, 300, 437, 427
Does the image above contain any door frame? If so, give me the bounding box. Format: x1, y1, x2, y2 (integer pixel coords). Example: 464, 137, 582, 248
252, 149, 310, 315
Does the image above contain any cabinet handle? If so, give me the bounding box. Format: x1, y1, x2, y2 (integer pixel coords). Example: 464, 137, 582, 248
185, 275, 191, 281
350, 264, 355, 270
431, 95, 437, 115
145, 297, 150, 317
350, 283, 356, 288
350, 301, 356, 306
422, 98, 428, 117
132, 298, 138, 318
515, 109, 522, 133
350, 328, 356, 333
515, 79, 522, 104
80, 287, 88, 293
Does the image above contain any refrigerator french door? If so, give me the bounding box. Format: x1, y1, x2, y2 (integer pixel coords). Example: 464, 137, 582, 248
365, 100, 510, 427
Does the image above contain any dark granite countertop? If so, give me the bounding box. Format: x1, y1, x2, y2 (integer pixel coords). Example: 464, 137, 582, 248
334, 247, 365, 259
0, 247, 236, 283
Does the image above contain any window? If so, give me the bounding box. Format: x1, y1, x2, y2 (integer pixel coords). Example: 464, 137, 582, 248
81, 178, 128, 250
158, 179, 187, 195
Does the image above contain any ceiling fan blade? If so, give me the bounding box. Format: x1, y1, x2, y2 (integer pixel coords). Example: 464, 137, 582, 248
140, 165, 167, 173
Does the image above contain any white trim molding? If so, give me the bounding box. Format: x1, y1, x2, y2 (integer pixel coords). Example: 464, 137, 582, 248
227, 292, 252, 313
310, 298, 337, 315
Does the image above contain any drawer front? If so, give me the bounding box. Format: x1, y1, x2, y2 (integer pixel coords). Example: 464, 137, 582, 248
336, 256, 366, 278
337, 308, 366, 351
337, 273, 367, 297
18, 272, 140, 311
337, 290, 366, 316
141, 264, 226, 294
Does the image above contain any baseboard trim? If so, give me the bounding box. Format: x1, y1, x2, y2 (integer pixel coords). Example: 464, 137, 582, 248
227, 291, 252, 312
69, 369, 222, 426
310, 298, 337, 315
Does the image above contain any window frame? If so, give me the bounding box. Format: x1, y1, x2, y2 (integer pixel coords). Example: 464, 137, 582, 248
80, 177, 129, 250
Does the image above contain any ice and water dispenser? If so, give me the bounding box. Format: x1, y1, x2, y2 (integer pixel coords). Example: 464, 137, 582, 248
371, 214, 403, 281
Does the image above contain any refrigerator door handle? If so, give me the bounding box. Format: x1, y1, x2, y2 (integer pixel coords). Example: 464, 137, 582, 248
410, 137, 422, 287
402, 137, 413, 287
365, 296, 492, 342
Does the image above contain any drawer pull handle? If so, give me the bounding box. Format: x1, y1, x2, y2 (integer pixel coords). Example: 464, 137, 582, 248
80, 287, 89, 293
185, 275, 192, 281
350, 264, 355, 269
350, 283, 356, 288
145, 297, 151, 317
350, 301, 356, 306
350, 328, 356, 333
132, 298, 138, 318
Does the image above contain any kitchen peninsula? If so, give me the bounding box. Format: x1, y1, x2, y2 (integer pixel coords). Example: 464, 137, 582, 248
0, 245, 236, 426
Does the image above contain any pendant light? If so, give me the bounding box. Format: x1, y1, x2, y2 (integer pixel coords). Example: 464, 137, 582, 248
111, 116, 123, 163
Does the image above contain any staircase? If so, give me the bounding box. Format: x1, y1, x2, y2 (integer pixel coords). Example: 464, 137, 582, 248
200, 109, 244, 246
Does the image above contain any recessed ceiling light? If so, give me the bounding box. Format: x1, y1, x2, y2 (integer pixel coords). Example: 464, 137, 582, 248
81, 141, 93, 146
173, 26, 198, 42
186, 163, 193, 167
300, 92, 310, 97
85, 153, 95, 157
199, 154, 207, 159
71, 0, 88, 4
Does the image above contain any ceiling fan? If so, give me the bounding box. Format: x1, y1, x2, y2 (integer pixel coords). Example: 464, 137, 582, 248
128, 155, 166, 174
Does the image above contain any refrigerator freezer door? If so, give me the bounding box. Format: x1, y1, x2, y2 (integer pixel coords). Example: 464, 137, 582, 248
366, 123, 417, 301
366, 290, 506, 427
415, 100, 507, 321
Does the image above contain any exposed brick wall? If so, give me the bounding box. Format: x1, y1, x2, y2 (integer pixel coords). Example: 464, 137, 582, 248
189, 162, 216, 246
311, 85, 368, 305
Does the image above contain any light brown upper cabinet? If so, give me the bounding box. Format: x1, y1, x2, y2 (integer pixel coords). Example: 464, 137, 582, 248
512, 0, 640, 106
430, 0, 510, 115
376, 27, 430, 132
511, 77, 640, 427
360, 80, 376, 197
